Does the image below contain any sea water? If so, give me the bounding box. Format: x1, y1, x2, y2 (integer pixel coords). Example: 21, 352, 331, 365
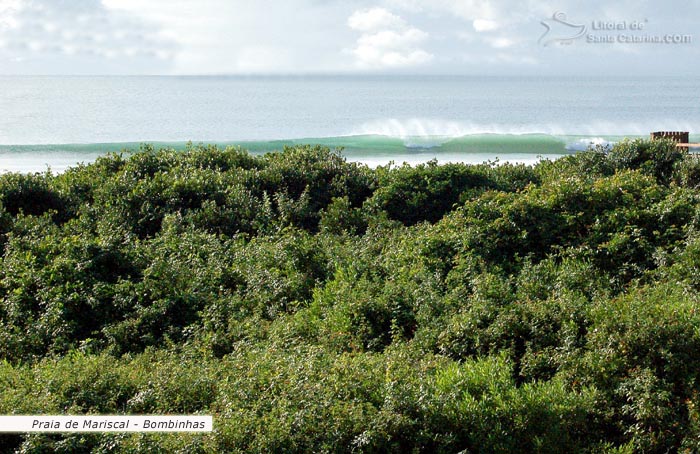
1, 75, 698, 172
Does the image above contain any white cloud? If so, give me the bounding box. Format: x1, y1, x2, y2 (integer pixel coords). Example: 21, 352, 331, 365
1, 0, 694, 75
386, 0, 548, 31
380, 49, 432, 66
357, 28, 427, 49
436, 0, 499, 22
473, 18, 499, 32
0, 0, 177, 73
382, 0, 425, 13
0, 0, 21, 29
101, 0, 352, 74
353, 28, 432, 67
489, 37, 515, 48
348, 7, 406, 32
348, 7, 432, 69
0, 0, 21, 13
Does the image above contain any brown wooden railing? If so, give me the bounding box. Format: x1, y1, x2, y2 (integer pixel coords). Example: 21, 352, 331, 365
650, 131, 689, 143
650, 131, 700, 149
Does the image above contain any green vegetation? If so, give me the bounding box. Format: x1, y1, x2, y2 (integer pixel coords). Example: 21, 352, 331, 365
1, 139, 699, 452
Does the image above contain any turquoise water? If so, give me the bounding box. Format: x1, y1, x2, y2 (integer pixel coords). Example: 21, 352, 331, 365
1, 76, 699, 172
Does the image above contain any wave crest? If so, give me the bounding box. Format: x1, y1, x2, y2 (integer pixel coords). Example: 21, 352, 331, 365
350, 118, 697, 144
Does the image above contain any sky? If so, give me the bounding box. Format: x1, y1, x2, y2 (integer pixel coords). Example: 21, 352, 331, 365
0, 0, 699, 75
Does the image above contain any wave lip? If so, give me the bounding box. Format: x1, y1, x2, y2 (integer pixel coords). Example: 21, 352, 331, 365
350, 117, 698, 146
351, 118, 569, 148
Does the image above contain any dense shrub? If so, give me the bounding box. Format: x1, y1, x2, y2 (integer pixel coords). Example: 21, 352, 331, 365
608, 138, 685, 185
367, 161, 489, 225
0, 172, 67, 219
567, 282, 700, 452
1, 140, 700, 452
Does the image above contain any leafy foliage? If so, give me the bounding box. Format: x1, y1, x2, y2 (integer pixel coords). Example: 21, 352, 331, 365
1, 140, 700, 452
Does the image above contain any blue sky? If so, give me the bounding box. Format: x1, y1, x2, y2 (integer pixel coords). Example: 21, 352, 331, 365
0, 0, 698, 75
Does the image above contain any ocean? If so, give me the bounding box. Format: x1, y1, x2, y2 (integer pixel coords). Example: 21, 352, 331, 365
1, 75, 699, 172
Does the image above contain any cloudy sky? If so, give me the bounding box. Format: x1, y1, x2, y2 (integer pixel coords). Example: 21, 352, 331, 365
0, 0, 698, 75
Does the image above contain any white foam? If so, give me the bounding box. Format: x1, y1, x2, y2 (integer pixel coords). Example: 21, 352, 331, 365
350, 118, 698, 140
565, 137, 615, 152
351, 118, 558, 139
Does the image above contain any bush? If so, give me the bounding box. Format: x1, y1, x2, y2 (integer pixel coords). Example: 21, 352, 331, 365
369, 160, 492, 225
567, 282, 700, 452
0, 172, 67, 220
608, 138, 685, 185
1, 140, 700, 452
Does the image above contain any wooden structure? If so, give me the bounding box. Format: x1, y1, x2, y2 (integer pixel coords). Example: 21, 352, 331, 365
650, 131, 689, 143
650, 131, 700, 149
